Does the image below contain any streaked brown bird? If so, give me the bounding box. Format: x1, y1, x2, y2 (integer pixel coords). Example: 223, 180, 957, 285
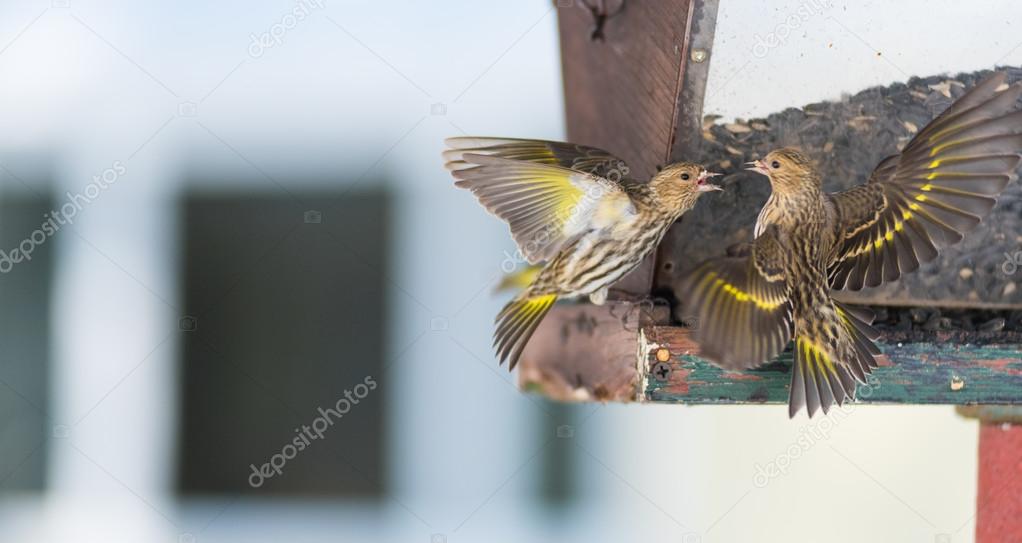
445, 137, 721, 370
679, 72, 1022, 417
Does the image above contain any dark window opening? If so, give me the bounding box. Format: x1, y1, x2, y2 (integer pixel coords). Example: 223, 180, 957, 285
0, 192, 55, 492
176, 188, 390, 497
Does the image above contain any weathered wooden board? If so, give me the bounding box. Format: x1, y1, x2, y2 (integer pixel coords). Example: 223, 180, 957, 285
559, 0, 698, 186
642, 326, 1022, 404
557, 0, 710, 296
517, 302, 669, 403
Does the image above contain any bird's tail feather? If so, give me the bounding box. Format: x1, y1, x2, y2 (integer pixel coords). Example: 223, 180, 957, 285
494, 293, 557, 370
789, 302, 880, 418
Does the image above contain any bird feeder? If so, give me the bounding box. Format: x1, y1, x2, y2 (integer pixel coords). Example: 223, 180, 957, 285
517, 2, 1022, 540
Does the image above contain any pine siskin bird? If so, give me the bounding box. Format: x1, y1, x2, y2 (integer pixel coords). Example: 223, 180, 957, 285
679, 72, 1022, 417
445, 136, 721, 369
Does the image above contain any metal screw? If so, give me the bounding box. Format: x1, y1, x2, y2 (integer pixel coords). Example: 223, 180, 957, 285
655, 348, 671, 362
690, 48, 708, 63
652, 361, 671, 381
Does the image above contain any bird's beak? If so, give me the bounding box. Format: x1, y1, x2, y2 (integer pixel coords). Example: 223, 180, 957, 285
696, 170, 723, 192
745, 160, 770, 176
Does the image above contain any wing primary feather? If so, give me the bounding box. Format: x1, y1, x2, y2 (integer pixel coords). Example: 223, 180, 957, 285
679, 245, 792, 371
828, 73, 1022, 291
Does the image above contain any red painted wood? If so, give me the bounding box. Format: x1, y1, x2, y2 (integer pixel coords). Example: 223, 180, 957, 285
976, 422, 1022, 543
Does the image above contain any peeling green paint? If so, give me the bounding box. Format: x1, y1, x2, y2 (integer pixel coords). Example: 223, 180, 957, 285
646, 342, 1022, 404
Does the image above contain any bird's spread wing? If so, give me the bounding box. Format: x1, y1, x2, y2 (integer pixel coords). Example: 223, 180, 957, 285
829, 72, 1022, 290
447, 150, 635, 264
443, 136, 632, 180
678, 228, 793, 370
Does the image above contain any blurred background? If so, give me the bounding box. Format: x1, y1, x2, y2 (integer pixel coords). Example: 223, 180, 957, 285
0, 0, 1018, 541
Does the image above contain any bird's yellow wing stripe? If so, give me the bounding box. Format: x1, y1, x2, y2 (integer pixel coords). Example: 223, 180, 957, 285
702, 272, 785, 311
849, 197, 962, 258
852, 209, 913, 256
521, 293, 557, 315
452, 154, 620, 264
528, 172, 589, 225
680, 254, 793, 371
495, 265, 542, 293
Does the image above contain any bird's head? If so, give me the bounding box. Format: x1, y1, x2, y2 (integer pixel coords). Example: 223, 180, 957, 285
745, 148, 820, 194
650, 162, 722, 211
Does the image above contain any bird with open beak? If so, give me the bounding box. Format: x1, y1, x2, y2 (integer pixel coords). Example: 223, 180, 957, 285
680, 72, 1022, 417
445, 136, 721, 370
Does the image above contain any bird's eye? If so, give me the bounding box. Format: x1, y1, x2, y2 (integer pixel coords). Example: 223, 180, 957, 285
771, 160, 781, 169
680, 173, 691, 181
